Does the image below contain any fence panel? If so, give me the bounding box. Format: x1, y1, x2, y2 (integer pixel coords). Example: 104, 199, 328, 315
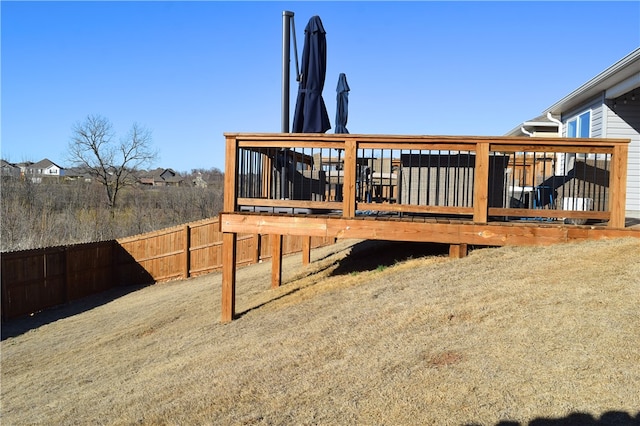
1, 247, 66, 320
2, 216, 335, 321
118, 226, 186, 282
236, 234, 259, 267
189, 218, 223, 276
66, 242, 115, 300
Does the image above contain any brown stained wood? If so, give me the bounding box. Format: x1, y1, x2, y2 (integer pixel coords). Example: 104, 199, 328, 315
609, 144, 629, 229
237, 140, 344, 149
2, 216, 333, 322
343, 139, 357, 218
224, 133, 630, 229
220, 213, 640, 246
262, 155, 272, 198
252, 234, 261, 264
225, 215, 329, 236
238, 198, 339, 210
359, 142, 478, 151
356, 202, 474, 215
493, 144, 616, 154
221, 232, 237, 323
302, 236, 311, 265
449, 244, 468, 259
223, 135, 238, 213
184, 225, 190, 279
271, 234, 283, 289
224, 132, 629, 146
218, 133, 634, 322
489, 208, 610, 220
473, 142, 489, 224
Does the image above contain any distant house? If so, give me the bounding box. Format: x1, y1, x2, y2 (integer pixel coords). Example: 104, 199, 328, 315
13, 158, 65, 183
1, 160, 20, 178
63, 166, 94, 182
138, 168, 184, 187
508, 48, 640, 218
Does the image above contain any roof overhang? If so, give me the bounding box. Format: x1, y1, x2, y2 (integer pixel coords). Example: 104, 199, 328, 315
544, 48, 640, 116
505, 115, 560, 137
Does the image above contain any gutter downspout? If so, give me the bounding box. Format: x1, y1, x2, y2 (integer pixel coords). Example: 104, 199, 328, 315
520, 126, 533, 137
546, 112, 562, 136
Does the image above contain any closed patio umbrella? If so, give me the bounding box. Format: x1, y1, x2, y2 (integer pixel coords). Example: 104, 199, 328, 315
292, 15, 331, 133
334, 73, 350, 134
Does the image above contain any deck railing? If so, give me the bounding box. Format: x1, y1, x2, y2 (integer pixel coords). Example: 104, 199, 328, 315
224, 133, 630, 228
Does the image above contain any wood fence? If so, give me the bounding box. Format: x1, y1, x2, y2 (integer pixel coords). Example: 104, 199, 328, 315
1, 217, 334, 321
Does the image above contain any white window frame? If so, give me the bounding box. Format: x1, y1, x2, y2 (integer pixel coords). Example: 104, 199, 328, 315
566, 109, 591, 138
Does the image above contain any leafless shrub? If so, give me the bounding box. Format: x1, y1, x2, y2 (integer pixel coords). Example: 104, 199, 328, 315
0, 171, 224, 251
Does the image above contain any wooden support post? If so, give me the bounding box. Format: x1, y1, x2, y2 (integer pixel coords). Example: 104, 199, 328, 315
343, 138, 357, 218
184, 225, 190, 279
473, 142, 489, 224
221, 232, 237, 323
223, 135, 238, 213
221, 129, 238, 322
272, 234, 283, 289
302, 236, 311, 265
449, 243, 468, 259
609, 143, 628, 229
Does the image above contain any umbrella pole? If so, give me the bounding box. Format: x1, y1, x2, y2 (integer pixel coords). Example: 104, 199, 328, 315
282, 11, 294, 133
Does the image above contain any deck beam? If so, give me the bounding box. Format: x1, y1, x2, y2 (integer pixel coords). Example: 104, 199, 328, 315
220, 213, 640, 246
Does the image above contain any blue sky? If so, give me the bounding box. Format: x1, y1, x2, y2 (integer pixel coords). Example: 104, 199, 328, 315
2, 1, 639, 173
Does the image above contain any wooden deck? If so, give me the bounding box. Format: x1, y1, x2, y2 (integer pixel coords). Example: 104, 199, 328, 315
219, 133, 639, 322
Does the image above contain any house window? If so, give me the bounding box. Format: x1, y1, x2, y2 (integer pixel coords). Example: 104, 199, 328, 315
566, 110, 591, 138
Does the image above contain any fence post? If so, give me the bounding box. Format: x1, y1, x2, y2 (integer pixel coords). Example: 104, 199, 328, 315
184, 225, 190, 279
302, 236, 311, 265
252, 234, 261, 264
272, 234, 283, 288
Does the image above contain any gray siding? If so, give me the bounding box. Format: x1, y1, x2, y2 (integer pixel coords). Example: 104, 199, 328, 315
604, 102, 640, 216
591, 102, 604, 138
562, 95, 604, 137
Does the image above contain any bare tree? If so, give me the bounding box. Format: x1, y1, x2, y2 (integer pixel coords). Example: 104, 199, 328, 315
68, 114, 158, 209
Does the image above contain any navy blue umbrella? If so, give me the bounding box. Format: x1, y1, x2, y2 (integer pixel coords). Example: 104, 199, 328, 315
334, 73, 350, 134
292, 16, 331, 133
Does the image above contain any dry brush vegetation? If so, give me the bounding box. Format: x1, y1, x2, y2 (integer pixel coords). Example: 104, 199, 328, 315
1, 238, 639, 425
0, 174, 223, 251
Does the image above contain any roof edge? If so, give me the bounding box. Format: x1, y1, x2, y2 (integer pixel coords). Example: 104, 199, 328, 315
544, 47, 640, 115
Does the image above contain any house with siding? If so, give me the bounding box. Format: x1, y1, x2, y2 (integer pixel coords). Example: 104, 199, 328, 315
1, 160, 21, 178
16, 158, 65, 183
138, 168, 184, 187
508, 48, 640, 218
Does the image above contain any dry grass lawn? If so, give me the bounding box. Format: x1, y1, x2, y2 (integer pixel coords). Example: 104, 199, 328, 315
1, 237, 639, 425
